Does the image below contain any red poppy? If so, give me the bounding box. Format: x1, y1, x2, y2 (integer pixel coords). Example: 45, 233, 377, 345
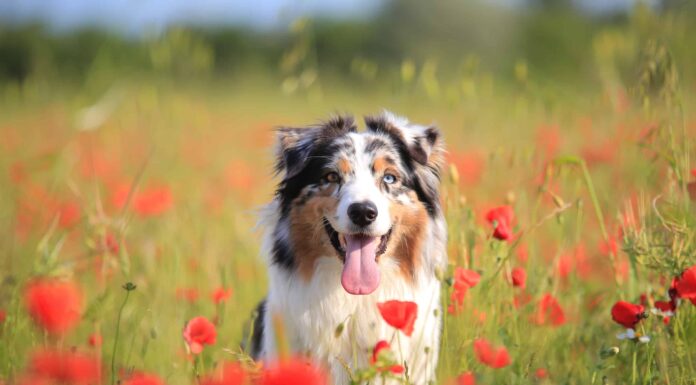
456, 371, 476, 385
29, 349, 101, 384
211, 287, 233, 304
175, 287, 199, 303
133, 185, 174, 217
200, 362, 247, 385
88, 333, 102, 347
453, 268, 481, 289
259, 357, 328, 385
0, 309, 5, 324
676, 265, 696, 305
25, 279, 83, 335
535, 368, 548, 379
123, 373, 166, 385
183, 316, 217, 354
509, 267, 526, 288
377, 300, 418, 337
473, 339, 511, 368
611, 301, 646, 329
654, 300, 676, 313
534, 294, 566, 326
112, 183, 174, 217
370, 340, 405, 375
56, 201, 81, 228
485, 206, 515, 241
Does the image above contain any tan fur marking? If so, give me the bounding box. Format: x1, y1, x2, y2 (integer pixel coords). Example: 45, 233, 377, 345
338, 158, 352, 175
388, 196, 428, 283
289, 186, 339, 281
372, 156, 390, 174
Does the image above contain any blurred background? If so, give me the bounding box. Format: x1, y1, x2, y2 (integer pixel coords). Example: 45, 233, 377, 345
1, 0, 695, 382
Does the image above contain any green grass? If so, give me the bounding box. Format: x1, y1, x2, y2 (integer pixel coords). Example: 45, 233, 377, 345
0, 47, 694, 385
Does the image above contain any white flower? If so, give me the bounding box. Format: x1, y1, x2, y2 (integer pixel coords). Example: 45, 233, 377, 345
617, 328, 650, 343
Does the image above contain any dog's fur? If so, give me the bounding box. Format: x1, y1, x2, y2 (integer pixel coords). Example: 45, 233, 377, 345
251, 111, 447, 385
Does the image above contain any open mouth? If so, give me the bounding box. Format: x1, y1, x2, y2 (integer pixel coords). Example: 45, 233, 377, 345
323, 218, 392, 295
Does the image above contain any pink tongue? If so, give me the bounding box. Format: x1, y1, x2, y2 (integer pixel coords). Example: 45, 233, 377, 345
341, 234, 381, 295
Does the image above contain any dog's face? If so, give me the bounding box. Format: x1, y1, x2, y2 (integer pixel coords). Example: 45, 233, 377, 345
272, 112, 444, 295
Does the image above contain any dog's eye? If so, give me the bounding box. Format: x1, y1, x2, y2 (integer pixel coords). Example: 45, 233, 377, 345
324, 172, 340, 184
383, 173, 397, 184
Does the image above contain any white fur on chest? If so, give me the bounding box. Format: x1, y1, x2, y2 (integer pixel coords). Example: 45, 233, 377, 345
262, 256, 442, 385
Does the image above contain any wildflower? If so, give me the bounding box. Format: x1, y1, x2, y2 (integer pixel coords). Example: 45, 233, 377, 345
535, 368, 548, 379
616, 328, 650, 343
183, 316, 217, 354
611, 301, 646, 329
211, 287, 233, 304
485, 206, 515, 241
473, 338, 511, 368
259, 357, 328, 385
370, 340, 405, 374
25, 279, 83, 335
133, 185, 174, 217
88, 333, 102, 347
675, 265, 696, 305
0, 309, 5, 324
509, 267, 526, 288
200, 362, 246, 385
449, 268, 481, 314
377, 300, 418, 337
123, 373, 166, 385
456, 371, 476, 385
534, 294, 566, 326
29, 349, 101, 384
56, 201, 81, 228
176, 287, 199, 303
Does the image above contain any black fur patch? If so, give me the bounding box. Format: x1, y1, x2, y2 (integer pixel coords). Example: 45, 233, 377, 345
249, 299, 266, 359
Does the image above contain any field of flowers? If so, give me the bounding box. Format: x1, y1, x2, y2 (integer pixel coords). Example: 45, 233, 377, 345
1, 20, 696, 385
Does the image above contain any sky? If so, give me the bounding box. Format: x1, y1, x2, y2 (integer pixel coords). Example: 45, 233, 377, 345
0, 0, 651, 36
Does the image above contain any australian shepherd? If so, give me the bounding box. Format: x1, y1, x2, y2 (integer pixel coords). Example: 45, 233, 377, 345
250, 111, 447, 384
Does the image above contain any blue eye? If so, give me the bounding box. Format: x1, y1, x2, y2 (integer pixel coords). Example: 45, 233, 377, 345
383, 174, 397, 184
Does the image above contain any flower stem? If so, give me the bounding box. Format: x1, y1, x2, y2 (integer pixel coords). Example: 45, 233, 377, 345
111, 283, 136, 385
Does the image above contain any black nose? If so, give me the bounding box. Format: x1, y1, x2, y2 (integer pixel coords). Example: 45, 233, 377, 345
348, 201, 378, 227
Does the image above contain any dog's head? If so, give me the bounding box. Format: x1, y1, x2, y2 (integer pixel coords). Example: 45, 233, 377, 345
273, 112, 444, 295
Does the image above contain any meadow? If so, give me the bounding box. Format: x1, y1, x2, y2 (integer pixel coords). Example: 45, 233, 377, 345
1, 7, 696, 385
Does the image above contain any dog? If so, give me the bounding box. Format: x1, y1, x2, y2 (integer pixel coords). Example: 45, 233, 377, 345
250, 111, 447, 385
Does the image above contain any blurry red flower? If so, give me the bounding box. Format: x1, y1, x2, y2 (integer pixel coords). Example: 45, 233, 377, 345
377, 300, 418, 337
0, 309, 5, 324
485, 206, 515, 241
123, 373, 165, 385
456, 371, 476, 385
509, 267, 526, 288
105, 233, 120, 254
88, 333, 102, 347
535, 368, 548, 379
534, 294, 566, 327
25, 279, 83, 335
183, 316, 217, 354
473, 339, 511, 368
56, 201, 81, 228
176, 287, 199, 303
200, 362, 246, 385
29, 349, 100, 384
447, 150, 485, 187
133, 185, 173, 217
454, 268, 481, 289
654, 300, 676, 313
676, 265, 696, 305
259, 357, 328, 385
611, 301, 646, 329
211, 287, 233, 304
370, 340, 405, 375
112, 183, 174, 217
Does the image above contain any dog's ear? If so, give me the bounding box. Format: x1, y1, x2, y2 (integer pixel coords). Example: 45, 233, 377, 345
365, 111, 445, 215
365, 111, 444, 170
275, 116, 357, 179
